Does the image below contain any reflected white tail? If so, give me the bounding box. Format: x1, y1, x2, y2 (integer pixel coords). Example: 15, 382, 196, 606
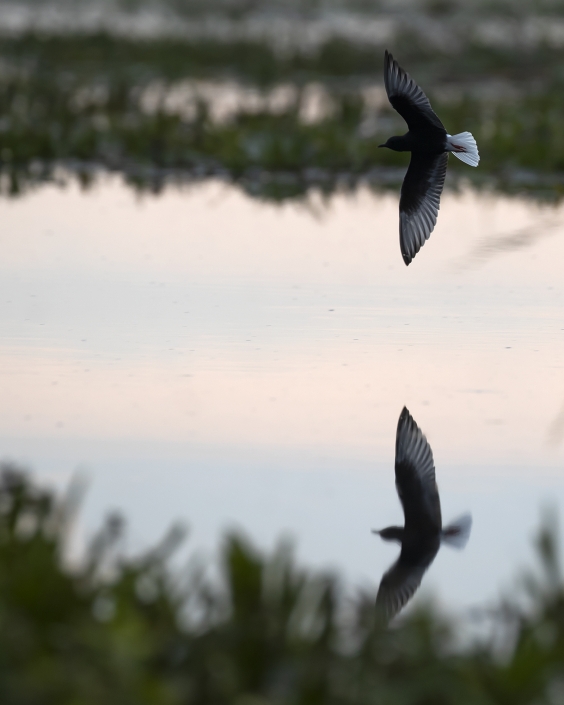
447, 132, 480, 167
441, 513, 473, 549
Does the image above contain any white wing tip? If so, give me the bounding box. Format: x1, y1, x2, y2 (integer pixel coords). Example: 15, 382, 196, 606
447, 132, 480, 167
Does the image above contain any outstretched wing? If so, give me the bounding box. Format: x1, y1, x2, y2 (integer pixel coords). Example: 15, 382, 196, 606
376, 549, 437, 621
399, 152, 448, 265
395, 407, 441, 530
384, 50, 445, 133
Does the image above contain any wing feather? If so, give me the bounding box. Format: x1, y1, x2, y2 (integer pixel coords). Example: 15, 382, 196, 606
376, 554, 435, 621
395, 407, 441, 529
384, 50, 445, 133
399, 152, 448, 265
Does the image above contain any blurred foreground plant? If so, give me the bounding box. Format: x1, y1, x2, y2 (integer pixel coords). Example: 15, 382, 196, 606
0, 463, 563, 704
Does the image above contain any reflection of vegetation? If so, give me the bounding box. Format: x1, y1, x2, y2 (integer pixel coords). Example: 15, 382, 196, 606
2, 464, 564, 704
2, 31, 564, 200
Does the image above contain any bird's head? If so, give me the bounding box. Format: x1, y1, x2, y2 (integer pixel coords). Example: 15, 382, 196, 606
378, 136, 405, 152
372, 526, 404, 543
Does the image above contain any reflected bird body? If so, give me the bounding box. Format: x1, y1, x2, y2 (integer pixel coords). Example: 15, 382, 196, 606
380, 51, 479, 265
373, 407, 472, 620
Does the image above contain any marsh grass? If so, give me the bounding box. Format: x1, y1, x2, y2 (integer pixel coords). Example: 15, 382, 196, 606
1, 28, 564, 200
1, 465, 564, 704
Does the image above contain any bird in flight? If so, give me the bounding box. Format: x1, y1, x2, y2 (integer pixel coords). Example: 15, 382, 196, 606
372, 407, 472, 621
380, 51, 479, 265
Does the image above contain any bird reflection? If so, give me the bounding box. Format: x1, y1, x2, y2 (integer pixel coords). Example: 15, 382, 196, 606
373, 407, 472, 621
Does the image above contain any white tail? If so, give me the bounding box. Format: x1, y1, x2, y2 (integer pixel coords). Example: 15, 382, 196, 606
446, 132, 479, 167
441, 513, 472, 549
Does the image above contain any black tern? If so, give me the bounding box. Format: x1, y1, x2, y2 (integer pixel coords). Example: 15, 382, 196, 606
380, 51, 479, 265
373, 407, 472, 621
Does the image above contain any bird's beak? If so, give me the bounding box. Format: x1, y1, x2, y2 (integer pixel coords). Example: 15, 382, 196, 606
378, 144, 385, 148
371, 529, 381, 535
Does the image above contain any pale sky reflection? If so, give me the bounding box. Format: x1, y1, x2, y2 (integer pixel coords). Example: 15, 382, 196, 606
0, 178, 563, 464
1, 178, 564, 612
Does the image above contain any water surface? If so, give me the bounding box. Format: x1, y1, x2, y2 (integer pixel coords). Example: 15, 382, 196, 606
1, 178, 563, 614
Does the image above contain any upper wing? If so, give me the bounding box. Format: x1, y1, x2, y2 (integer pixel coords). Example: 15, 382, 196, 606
395, 407, 441, 529
376, 552, 436, 621
384, 50, 445, 133
399, 152, 448, 265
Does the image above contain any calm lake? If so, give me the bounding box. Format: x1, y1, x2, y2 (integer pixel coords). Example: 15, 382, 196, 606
1, 176, 563, 615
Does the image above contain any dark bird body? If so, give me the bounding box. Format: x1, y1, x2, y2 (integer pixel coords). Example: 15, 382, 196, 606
373, 407, 472, 620
380, 51, 479, 265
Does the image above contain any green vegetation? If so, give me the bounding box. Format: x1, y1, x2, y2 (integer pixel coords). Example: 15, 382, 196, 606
1, 464, 564, 704
2, 7, 564, 200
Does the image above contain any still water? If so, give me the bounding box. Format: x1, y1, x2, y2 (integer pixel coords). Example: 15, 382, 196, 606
1, 177, 563, 614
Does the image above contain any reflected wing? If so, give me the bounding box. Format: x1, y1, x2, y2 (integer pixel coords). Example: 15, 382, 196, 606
399, 152, 448, 265
384, 50, 445, 133
395, 407, 441, 529
376, 554, 432, 621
